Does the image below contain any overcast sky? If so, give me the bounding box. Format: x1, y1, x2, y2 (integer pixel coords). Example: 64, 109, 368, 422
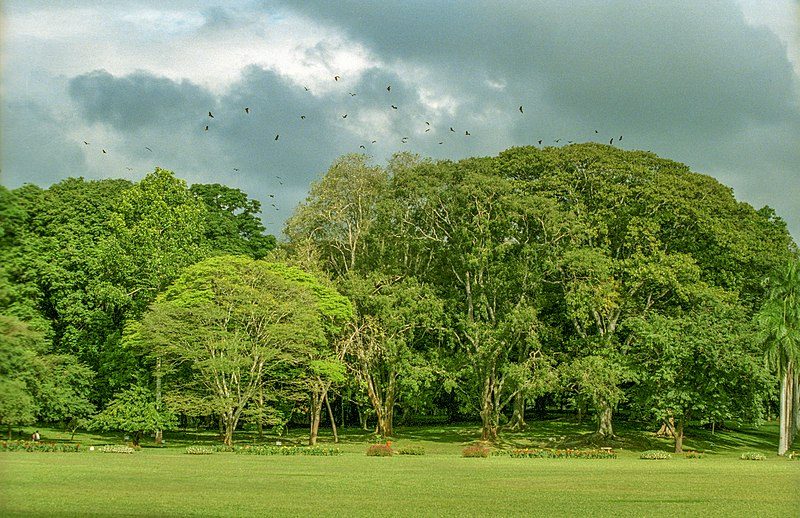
1, 1, 798, 240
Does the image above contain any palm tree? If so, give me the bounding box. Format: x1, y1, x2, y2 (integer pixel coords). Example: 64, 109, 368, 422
757, 257, 800, 455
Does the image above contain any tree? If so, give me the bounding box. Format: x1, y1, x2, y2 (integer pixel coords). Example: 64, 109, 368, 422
129, 255, 351, 446
90, 385, 176, 446
757, 257, 800, 454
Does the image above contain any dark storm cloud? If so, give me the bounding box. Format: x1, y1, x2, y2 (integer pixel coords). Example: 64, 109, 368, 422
68, 70, 217, 132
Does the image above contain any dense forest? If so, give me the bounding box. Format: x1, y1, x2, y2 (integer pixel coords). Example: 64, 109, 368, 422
1, 143, 797, 453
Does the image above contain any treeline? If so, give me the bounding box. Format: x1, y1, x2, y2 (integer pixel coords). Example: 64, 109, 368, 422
1, 143, 797, 452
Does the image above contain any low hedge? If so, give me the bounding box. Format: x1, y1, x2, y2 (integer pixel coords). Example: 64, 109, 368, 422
396, 445, 425, 456
740, 452, 766, 461
640, 450, 672, 460
0, 440, 82, 453
98, 445, 136, 454
234, 445, 341, 456
185, 446, 214, 455
366, 444, 394, 457
462, 444, 491, 458
503, 448, 617, 459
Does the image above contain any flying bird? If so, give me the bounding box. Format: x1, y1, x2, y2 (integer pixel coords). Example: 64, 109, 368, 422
334, 75, 340, 81
208, 111, 214, 118
245, 107, 250, 114
145, 147, 152, 152
233, 168, 239, 172
391, 105, 398, 110
425, 121, 430, 125
102, 149, 107, 154
349, 92, 357, 96
359, 145, 366, 149
387, 85, 391, 92
465, 131, 470, 136
304, 86, 310, 91
619, 135, 623, 141
438, 141, 443, 145
555, 139, 561, 143
371, 140, 377, 144
425, 128, 431, 132
275, 134, 279, 140
609, 138, 614, 145
594, 130, 599, 134
342, 114, 348, 118
300, 115, 306, 119
450, 127, 455, 132
205, 125, 209, 131
519, 106, 523, 113
83, 141, 89, 145
538, 140, 542, 145
125, 167, 133, 171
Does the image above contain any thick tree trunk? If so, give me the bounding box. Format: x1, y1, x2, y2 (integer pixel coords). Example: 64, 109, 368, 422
479, 385, 498, 441
596, 402, 614, 437
508, 393, 527, 431
309, 391, 323, 446
674, 417, 684, 453
257, 386, 264, 441
7, 424, 11, 440
325, 392, 338, 443
657, 416, 675, 437
155, 357, 162, 446
792, 371, 799, 445
779, 367, 792, 455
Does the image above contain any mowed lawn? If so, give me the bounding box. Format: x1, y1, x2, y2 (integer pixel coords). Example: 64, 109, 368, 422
2, 448, 798, 517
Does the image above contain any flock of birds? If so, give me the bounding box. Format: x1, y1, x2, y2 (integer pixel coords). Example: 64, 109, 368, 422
80, 74, 623, 214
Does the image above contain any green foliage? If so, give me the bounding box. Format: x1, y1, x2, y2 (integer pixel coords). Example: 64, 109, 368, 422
97, 445, 136, 454
640, 450, 672, 460
234, 445, 341, 456
396, 445, 426, 455
89, 385, 176, 445
505, 448, 617, 459
0, 440, 82, 452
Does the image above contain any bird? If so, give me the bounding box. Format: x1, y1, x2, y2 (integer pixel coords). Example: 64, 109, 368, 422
304, 86, 310, 91
245, 107, 250, 114
371, 140, 377, 144
609, 138, 614, 145
233, 168, 239, 172
334, 75, 340, 81
391, 105, 398, 110
268, 194, 274, 198
595, 130, 599, 134
555, 139, 561, 143
349, 92, 357, 96
125, 167, 133, 171
387, 85, 391, 92
519, 105, 523, 113
438, 141, 443, 145
450, 127, 455, 132
619, 135, 623, 141
359, 145, 366, 149
342, 114, 348, 118
205, 125, 209, 131
83, 141, 89, 145
568, 141, 573, 144
208, 111, 214, 118
425, 121, 430, 125
465, 131, 470, 136
300, 115, 306, 119
275, 134, 279, 140
425, 128, 431, 132
401, 137, 409, 142
145, 146, 152, 152
102, 149, 107, 154
538, 140, 543, 145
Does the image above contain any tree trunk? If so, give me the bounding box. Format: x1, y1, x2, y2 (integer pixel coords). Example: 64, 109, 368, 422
657, 416, 675, 437
674, 417, 684, 453
132, 431, 142, 447
792, 368, 799, 446
779, 367, 792, 455
7, 424, 11, 440
257, 386, 264, 441
596, 402, 614, 438
325, 391, 338, 443
479, 382, 498, 442
508, 392, 527, 431
154, 357, 162, 446
309, 391, 323, 446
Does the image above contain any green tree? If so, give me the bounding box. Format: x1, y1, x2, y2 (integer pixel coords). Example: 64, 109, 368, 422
90, 385, 176, 446
129, 255, 351, 446
757, 257, 800, 454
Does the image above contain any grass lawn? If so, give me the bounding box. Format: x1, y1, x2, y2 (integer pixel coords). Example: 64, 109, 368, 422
1, 421, 798, 517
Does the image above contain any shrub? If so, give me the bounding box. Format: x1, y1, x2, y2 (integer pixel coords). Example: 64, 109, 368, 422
98, 445, 136, 454
233, 445, 341, 456
505, 448, 617, 459
462, 444, 490, 458
684, 450, 704, 459
366, 444, 394, 457
185, 446, 213, 455
640, 450, 672, 460
787, 451, 799, 460
211, 444, 235, 453
0, 441, 82, 453
740, 452, 766, 461
396, 445, 425, 455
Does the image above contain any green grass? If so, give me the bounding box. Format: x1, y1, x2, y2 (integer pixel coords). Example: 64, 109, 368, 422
1, 421, 797, 517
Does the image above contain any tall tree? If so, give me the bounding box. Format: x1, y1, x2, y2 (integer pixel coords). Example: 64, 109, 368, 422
757, 257, 800, 454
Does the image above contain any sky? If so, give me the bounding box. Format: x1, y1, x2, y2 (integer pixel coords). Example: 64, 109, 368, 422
1, 0, 798, 240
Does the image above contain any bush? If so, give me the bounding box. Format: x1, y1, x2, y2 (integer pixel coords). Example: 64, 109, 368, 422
740, 452, 766, 461
185, 446, 213, 455
396, 445, 425, 456
366, 444, 394, 457
640, 450, 672, 460
684, 450, 704, 459
462, 444, 490, 458
211, 444, 235, 453
504, 448, 617, 459
0, 441, 82, 453
234, 445, 341, 456
98, 445, 136, 454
